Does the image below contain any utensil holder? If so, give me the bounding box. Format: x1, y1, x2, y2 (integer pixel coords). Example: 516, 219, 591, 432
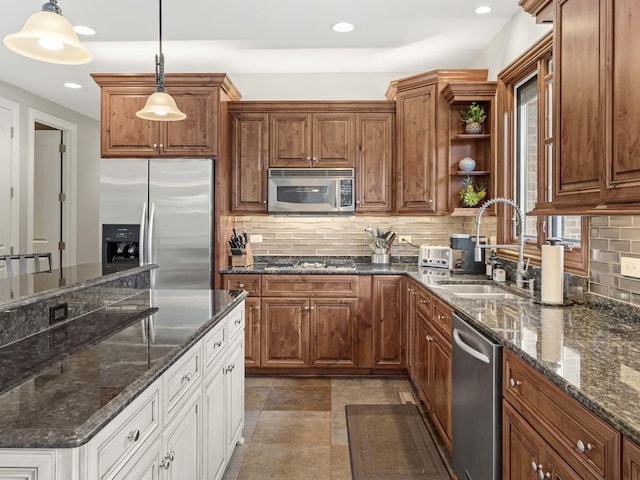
230, 243, 253, 267
371, 253, 391, 264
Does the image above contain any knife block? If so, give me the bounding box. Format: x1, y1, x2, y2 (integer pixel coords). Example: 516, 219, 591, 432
230, 243, 253, 267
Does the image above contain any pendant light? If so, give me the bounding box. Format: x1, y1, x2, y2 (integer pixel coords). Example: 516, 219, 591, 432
3, 1, 91, 65
136, 0, 186, 121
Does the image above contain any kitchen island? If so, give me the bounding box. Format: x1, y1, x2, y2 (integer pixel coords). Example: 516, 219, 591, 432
0, 264, 247, 479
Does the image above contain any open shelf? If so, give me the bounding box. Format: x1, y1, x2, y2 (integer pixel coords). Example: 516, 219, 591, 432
453, 170, 490, 176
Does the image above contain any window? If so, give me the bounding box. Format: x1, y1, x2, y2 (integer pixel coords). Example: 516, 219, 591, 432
496, 33, 588, 275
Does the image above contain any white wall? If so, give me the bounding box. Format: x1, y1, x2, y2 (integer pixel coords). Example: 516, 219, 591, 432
469, 9, 552, 79
0, 80, 101, 265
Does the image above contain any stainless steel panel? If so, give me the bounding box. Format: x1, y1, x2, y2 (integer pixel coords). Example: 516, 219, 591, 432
148, 159, 213, 289
452, 313, 502, 480
99, 159, 148, 225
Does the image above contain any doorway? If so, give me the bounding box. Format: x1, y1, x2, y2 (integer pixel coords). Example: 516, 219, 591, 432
0, 98, 19, 268
34, 123, 63, 270
28, 109, 78, 269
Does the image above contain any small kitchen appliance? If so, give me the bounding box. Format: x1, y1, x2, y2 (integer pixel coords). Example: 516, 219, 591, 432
450, 234, 485, 274
268, 168, 355, 214
418, 245, 451, 269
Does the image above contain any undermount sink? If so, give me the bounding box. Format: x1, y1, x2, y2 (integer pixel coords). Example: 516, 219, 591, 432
434, 282, 523, 300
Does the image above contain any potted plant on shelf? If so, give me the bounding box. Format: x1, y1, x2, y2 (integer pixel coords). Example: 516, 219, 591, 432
459, 102, 487, 134
459, 176, 487, 207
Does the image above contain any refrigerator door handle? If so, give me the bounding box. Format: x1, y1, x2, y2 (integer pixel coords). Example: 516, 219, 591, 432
149, 202, 156, 263
139, 202, 147, 265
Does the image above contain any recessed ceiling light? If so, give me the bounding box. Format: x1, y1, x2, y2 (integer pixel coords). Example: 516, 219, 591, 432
332, 22, 355, 33
475, 6, 492, 14
73, 25, 96, 36
64, 82, 82, 89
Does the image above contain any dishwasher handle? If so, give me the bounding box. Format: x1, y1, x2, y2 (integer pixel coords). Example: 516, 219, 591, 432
453, 328, 490, 364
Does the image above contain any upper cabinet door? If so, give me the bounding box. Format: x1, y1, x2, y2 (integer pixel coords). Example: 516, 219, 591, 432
602, 0, 640, 203
163, 86, 219, 157
554, 0, 602, 207
395, 85, 437, 213
230, 112, 269, 213
312, 113, 355, 168
355, 112, 394, 212
269, 113, 312, 167
100, 87, 160, 157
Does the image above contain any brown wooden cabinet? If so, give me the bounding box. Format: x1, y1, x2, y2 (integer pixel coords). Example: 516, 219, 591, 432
91, 74, 240, 158
412, 286, 452, 452
442, 82, 497, 215
503, 350, 620, 480
227, 101, 395, 214
355, 112, 394, 212
391, 70, 490, 214
623, 438, 640, 480
405, 279, 419, 381
372, 276, 405, 368
259, 275, 360, 369
270, 112, 355, 168
504, 401, 588, 480
545, 0, 640, 212
229, 112, 269, 212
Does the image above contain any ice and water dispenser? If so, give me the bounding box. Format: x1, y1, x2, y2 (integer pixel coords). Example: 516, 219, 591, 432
102, 224, 141, 273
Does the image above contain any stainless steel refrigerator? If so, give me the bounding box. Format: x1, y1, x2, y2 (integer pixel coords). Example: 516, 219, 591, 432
100, 158, 214, 289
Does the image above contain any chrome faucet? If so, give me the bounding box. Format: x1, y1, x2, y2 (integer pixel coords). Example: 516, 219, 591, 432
474, 197, 528, 288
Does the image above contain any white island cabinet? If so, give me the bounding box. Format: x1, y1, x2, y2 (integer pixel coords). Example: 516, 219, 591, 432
0, 301, 245, 480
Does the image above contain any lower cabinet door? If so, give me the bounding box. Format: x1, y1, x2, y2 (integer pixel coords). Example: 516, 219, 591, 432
0, 450, 57, 480
226, 337, 245, 457
244, 298, 261, 367
204, 362, 226, 480
162, 392, 202, 480
429, 327, 451, 451
112, 440, 163, 480
309, 298, 358, 367
261, 298, 309, 367
503, 402, 546, 480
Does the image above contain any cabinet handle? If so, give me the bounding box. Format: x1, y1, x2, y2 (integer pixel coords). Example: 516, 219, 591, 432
420, 299, 426, 305
127, 429, 140, 442
214, 340, 222, 348
531, 462, 538, 473
576, 439, 593, 453
509, 378, 522, 388
235, 318, 242, 325
538, 469, 545, 480
181, 372, 192, 383
356, 200, 361, 205
263, 200, 267, 204
237, 283, 244, 288
307, 156, 312, 161
153, 143, 158, 148
428, 199, 433, 203
309, 306, 315, 311
255, 305, 260, 311
160, 454, 172, 470
159, 143, 164, 148
312, 156, 317, 162
303, 306, 310, 311
437, 314, 444, 321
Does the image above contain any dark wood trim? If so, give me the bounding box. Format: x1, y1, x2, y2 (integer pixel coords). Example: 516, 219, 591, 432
227, 100, 395, 113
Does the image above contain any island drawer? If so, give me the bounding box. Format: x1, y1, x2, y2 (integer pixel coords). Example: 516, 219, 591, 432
223, 274, 261, 296
504, 350, 620, 480
163, 343, 202, 421
227, 303, 245, 342
89, 379, 161, 480
203, 319, 226, 371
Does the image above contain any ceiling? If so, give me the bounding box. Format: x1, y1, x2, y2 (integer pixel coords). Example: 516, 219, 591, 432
0, 0, 521, 120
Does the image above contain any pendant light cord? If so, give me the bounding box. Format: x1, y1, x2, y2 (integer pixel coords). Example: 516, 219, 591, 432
155, 0, 166, 93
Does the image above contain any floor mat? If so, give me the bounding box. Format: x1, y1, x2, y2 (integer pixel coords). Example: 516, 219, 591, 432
345, 404, 450, 480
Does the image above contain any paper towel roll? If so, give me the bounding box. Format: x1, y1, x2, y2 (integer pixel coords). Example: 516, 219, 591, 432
541, 244, 564, 305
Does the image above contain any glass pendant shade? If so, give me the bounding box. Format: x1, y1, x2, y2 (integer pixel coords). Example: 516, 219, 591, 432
3, 9, 91, 64
136, 90, 187, 121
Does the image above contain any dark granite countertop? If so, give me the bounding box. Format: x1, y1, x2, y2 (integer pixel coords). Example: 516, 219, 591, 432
0, 263, 157, 310
0, 288, 248, 448
223, 261, 640, 444
220, 262, 420, 275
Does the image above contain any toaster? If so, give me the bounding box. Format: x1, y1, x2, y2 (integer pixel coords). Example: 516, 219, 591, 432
418, 245, 451, 269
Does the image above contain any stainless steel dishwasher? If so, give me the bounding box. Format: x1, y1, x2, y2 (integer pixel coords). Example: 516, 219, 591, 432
452, 313, 502, 480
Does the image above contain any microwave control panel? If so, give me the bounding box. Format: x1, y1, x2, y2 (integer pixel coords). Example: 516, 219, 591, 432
340, 179, 354, 207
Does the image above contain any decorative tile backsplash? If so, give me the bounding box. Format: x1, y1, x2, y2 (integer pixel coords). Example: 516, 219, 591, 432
590, 215, 640, 306
233, 215, 498, 258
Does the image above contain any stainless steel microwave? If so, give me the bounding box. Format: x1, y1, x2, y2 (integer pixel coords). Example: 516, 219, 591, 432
268, 168, 355, 214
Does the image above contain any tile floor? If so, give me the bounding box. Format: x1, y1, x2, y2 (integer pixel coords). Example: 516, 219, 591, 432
222, 376, 451, 480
